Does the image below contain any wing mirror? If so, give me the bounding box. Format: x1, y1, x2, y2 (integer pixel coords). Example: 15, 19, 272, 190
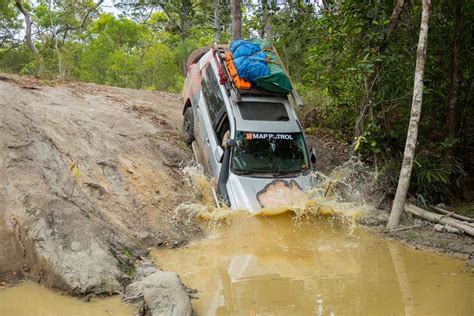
310, 147, 317, 165
227, 139, 237, 147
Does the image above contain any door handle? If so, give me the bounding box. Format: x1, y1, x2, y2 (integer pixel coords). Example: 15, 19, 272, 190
206, 137, 210, 144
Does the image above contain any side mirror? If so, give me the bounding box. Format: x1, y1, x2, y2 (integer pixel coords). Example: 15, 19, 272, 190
215, 146, 224, 163
227, 139, 237, 147
310, 147, 317, 165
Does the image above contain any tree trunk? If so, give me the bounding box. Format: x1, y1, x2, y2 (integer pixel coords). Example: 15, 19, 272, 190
214, 0, 221, 42
231, 0, 242, 40
380, 0, 407, 54
321, 0, 330, 12
458, 79, 472, 137
157, 1, 183, 35
49, 0, 64, 81
15, 0, 38, 55
446, 0, 464, 143
260, 0, 267, 38
264, 0, 273, 42
260, 0, 271, 39
80, 0, 105, 29
386, 0, 431, 230
354, 0, 407, 141
180, 0, 191, 40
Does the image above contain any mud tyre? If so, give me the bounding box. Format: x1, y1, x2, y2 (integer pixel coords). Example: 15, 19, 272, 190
187, 47, 210, 70
183, 107, 195, 145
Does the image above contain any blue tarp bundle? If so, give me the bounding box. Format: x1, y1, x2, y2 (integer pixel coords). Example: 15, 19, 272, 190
230, 40, 269, 83
230, 39, 293, 93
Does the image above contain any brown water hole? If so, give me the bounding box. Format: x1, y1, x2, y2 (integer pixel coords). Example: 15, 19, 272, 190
0, 281, 135, 315
152, 214, 473, 315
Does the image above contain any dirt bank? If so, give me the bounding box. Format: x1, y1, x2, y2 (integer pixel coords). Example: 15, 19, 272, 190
0, 73, 201, 296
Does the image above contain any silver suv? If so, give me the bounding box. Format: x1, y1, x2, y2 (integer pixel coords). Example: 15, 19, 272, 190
182, 46, 317, 212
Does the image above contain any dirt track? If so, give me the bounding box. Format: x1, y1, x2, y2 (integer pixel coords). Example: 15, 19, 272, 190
0, 74, 201, 294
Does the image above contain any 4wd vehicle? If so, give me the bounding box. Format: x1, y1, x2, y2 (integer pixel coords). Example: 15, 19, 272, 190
182, 44, 318, 212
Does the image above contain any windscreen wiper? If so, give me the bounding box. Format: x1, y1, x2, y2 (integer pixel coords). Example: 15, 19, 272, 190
233, 170, 274, 176
233, 170, 257, 175
273, 170, 303, 177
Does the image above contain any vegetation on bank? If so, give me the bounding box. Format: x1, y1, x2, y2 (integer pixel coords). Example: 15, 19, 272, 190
1, 0, 472, 207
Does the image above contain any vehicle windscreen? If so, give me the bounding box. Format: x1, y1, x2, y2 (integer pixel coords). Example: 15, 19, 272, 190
231, 131, 310, 175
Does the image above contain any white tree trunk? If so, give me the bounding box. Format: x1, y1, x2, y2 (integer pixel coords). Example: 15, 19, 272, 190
231, 0, 242, 40
387, 0, 431, 230
15, 0, 38, 55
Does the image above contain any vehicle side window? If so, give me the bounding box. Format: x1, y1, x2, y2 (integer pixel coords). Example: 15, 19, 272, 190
202, 65, 225, 124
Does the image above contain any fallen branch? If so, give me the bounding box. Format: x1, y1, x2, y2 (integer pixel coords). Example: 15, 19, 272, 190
405, 203, 474, 237
123, 292, 143, 302
431, 205, 474, 223
434, 224, 460, 234
389, 224, 421, 233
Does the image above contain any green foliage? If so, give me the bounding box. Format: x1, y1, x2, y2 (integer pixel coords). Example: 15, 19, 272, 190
354, 122, 382, 155
412, 141, 467, 202
0, 2, 217, 92
70, 162, 81, 179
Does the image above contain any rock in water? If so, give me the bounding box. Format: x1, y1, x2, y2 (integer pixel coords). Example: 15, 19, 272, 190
127, 271, 192, 316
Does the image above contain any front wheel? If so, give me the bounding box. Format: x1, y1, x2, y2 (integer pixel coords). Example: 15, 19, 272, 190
182, 107, 195, 145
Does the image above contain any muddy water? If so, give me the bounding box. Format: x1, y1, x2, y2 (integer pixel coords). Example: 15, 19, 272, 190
0, 281, 135, 315
152, 214, 473, 315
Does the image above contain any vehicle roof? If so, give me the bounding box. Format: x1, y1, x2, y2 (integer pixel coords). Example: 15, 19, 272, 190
231, 96, 302, 133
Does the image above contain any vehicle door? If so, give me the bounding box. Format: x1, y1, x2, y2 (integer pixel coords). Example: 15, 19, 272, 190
199, 63, 227, 178
188, 62, 204, 149
188, 51, 212, 165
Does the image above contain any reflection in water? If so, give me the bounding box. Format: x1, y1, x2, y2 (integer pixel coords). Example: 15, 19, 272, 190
388, 242, 415, 316
152, 214, 474, 315
214, 255, 304, 315
0, 281, 135, 316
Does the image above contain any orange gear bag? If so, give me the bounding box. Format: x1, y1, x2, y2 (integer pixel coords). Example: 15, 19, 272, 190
225, 52, 252, 90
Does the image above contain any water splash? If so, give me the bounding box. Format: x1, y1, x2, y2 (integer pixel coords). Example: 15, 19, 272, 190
320, 156, 387, 208
177, 157, 384, 229
182, 164, 217, 208
179, 164, 243, 229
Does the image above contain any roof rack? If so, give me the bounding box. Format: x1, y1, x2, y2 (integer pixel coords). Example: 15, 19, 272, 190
212, 43, 303, 106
